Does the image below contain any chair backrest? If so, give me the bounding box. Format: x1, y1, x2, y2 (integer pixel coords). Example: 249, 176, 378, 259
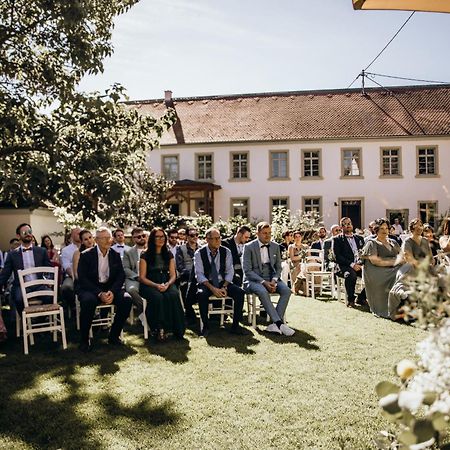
18, 266, 58, 308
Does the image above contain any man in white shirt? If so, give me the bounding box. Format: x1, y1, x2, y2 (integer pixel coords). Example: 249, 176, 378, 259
60, 227, 81, 311
166, 229, 179, 258
242, 222, 294, 336
111, 229, 131, 258
77, 227, 131, 352
392, 218, 404, 236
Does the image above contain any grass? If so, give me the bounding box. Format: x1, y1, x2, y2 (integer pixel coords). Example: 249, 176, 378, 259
0, 295, 426, 450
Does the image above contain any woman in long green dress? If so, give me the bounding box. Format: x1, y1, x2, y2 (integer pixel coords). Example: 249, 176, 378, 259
361, 218, 403, 318
139, 227, 185, 341
388, 218, 432, 320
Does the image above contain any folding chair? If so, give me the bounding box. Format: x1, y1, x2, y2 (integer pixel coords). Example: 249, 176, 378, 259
246, 293, 286, 329
17, 266, 67, 355
75, 294, 123, 339
199, 295, 234, 330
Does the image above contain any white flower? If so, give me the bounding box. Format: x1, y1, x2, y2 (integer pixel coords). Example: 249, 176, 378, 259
396, 359, 417, 380
398, 391, 423, 413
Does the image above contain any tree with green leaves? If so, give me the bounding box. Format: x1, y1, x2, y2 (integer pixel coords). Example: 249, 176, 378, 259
0, 0, 175, 226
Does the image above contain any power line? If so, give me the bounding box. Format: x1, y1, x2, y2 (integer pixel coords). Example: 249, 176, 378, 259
365, 72, 450, 84
347, 74, 361, 89
365, 11, 415, 71
365, 74, 426, 134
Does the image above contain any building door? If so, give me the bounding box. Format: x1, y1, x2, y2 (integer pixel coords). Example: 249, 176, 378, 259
386, 209, 408, 230
340, 199, 363, 230
168, 203, 180, 216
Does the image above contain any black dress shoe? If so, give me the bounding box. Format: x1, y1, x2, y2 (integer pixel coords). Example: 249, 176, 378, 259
200, 327, 209, 337
108, 336, 125, 346
79, 339, 93, 353
229, 326, 249, 336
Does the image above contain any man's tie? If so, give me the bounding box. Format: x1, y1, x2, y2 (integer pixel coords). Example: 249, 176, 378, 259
209, 252, 220, 287
22, 247, 32, 252
117, 245, 124, 248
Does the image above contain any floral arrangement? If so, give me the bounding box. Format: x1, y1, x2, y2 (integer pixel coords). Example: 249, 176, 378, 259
374, 267, 450, 449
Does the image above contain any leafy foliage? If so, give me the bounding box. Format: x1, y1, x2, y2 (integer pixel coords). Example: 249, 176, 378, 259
374, 266, 450, 449
0, 0, 176, 227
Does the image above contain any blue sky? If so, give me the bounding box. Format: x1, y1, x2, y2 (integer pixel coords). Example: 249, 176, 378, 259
79, 0, 450, 100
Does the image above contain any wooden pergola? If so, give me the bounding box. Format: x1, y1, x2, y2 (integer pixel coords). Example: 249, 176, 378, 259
166, 179, 222, 219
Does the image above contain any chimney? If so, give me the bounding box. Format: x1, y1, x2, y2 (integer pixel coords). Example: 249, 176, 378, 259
164, 90, 185, 145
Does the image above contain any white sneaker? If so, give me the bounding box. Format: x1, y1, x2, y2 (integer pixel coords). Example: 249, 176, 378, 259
279, 323, 295, 336
138, 313, 145, 326
265, 323, 282, 334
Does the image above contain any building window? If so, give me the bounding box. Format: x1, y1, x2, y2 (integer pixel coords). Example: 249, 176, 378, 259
162, 155, 179, 180
303, 197, 322, 215
230, 198, 249, 219
270, 197, 289, 220
417, 146, 438, 176
302, 150, 321, 178
418, 201, 437, 228
231, 153, 248, 179
270, 151, 289, 178
196, 154, 213, 180
342, 149, 362, 177
380, 148, 401, 176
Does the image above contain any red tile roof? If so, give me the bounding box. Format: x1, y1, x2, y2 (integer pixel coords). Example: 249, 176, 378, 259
127, 84, 450, 145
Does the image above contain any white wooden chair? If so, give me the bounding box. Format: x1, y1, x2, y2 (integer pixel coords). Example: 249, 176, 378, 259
126, 294, 149, 340
246, 293, 286, 329
17, 266, 67, 355
75, 294, 122, 339
336, 273, 365, 305
199, 295, 234, 330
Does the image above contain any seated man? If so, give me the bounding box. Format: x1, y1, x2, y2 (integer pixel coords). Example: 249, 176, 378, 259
310, 226, 327, 251
60, 227, 81, 311
242, 221, 294, 336
111, 228, 131, 259
0, 223, 53, 315
193, 227, 246, 337
333, 217, 367, 307
77, 226, 132, 352
222, 225, 251, 287
123, 227, 148, 322
176, 227, 199, 321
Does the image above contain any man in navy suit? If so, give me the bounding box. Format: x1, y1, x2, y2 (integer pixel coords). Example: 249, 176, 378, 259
77, 227, 132, 352
333, 217, 367, 307
0, 223, 52, 314
222, 225, 251, 287
242, 222, 294, 336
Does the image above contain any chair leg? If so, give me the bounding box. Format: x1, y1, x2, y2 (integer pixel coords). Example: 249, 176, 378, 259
311, 275, 316, 300
252, 295, 257, 329
246, 294, 252, 325
16, 310, 21, 337
28, 318, 34, 345
142, 298, 148, 340
22, 313, 28, 355
60, 308, 67, 350
75, 299, 80, 331
53, 315, 58, 342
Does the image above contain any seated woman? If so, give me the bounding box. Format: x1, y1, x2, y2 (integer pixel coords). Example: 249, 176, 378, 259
439, 218, 450, 256
288, 231, 308, 294
139, 227, 185, 342
72, 230, 95, 282
388, 218, 432, 320
423, 223, 439, 258
361, 218, 402, 318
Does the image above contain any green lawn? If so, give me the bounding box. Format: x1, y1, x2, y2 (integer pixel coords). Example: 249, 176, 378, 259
0, 295, 426, 450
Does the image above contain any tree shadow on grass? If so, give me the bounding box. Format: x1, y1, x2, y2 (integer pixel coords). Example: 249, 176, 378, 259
0, 336, 182, 449
145, 335, 192, 364
203, 326, 260, 355
256, 327, 320, 350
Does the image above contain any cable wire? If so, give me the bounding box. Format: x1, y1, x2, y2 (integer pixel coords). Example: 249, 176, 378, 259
365, 72, 449, 84
365, 11, 415, 71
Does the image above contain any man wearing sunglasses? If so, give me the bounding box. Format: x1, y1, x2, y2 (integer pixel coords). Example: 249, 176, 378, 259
175, 227, 199, 321
123, 228, 148, 322
0, 223, 52, 316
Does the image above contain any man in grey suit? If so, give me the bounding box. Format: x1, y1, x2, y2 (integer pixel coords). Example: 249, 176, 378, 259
123, 227, 148, 319
242, 221, 294, 336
